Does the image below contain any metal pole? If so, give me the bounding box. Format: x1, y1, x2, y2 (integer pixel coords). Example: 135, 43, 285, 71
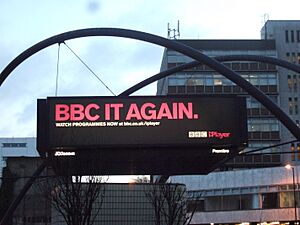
293, 167, 298, 224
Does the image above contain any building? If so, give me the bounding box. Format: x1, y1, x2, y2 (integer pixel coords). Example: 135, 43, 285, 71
174, 166, 300, 224
4, 157, 51, 225
0, 137, 38, 181
158, 37, 282, 168
2, 155, 189, 225
52, 182, 187, 225
157, 20, 300, 224
262, 20, 300, 163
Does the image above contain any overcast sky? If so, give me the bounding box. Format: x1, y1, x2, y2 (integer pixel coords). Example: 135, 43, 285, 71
1, 0, 300, 138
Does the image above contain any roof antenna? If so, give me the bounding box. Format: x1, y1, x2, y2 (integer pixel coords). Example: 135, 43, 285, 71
167, 20, 180, 39
263, 13, 269, 39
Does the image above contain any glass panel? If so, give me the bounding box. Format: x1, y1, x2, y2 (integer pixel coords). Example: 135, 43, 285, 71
169, 78, 185, 86
280, 192, 294, 207
260, 75, 268, 85
249, 75, 258, 85
205, 75, 213, 85
186, 78, 204, 86
214, 75, 223, 86
268, 74, 277, 85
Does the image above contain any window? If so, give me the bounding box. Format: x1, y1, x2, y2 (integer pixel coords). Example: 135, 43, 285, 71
249, 63, 258, 70
167, 63, 177, 68
291, 30, 295, 42
298, 53, 300, 64
286, 30, 289, 42
280, 192, 294, 207
169, 78, 180, 86
259, 62, 267, 70
262, 193, 279, 209
213, 75, 223, 86
288, 75, 292, 90
2, 143, 27, 148
297, 30, 300, 42
268, 63, 276, 70
204, 75, 213, 85
247, 97, 260, 108
259, 75, 268, 85
286, 52, 290, 61
289, 97, 293, 114
248, 118, 279, 132
294, 75, 298, 91
222, 78, 233, 86
268, 74, 277, 85
249, 75, 258, 85
241, 63, 249, 70
186, 78, 204, 86
295, 97, 298, 114
292, 52, 296, 63
241, 74, 249, 82
187, 200, 204, 212
232, 62, 240, 70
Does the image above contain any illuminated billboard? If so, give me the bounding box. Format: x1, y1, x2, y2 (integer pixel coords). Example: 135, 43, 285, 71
37, 95, 247, 175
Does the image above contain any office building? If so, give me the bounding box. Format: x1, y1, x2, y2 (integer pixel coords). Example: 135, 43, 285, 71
157, 20, 300, 224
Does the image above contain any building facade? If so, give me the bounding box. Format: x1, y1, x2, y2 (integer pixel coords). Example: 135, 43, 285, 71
0, 137, 38, 180
52, 183, 187, 225
2, 153, 188, 225
173, 166, 300, 224
262, 20, 300, 163
158, 39, 282, 167
157, 20, 300, 224
5, 157, 51, 225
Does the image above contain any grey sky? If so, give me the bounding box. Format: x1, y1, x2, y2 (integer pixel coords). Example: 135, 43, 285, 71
1, 0, 300, 137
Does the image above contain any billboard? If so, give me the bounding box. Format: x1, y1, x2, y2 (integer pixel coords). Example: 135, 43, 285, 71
37, 95, 247, 175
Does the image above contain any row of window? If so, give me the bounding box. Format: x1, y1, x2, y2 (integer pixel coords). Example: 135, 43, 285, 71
226, 154, 281, 167
286, 52, 300, 64
168, 73, 277, 86
167, 85, 277, 95
248, 141, 279, 151
288, 97, 298, 115
247, 118, 279, 132
291, 143, 300, 161
187, 191, 300, 212
248, 131, 280, 140
167, 62, 277, 71
247, 96, 278, 108
2, 143, 27, 148
287, 74, 300, 92
285, 30, 300, 43
247, 108, 272, 117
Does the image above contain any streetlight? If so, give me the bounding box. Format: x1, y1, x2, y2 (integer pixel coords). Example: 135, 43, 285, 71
285, 164, 297, 224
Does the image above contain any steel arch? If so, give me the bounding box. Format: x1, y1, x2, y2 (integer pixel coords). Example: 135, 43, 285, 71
1, 28, 299, 139
1, 28, 300, 225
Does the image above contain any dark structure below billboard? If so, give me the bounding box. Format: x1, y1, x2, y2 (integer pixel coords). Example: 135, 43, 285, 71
37, 95, 248, 175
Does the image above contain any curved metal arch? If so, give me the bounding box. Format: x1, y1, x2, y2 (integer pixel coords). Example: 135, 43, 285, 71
120, 54, 300, 96
2, 28, 300, 225
1, 28, 300, 140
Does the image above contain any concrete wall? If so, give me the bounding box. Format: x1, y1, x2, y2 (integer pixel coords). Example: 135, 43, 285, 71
170, 165, 300, 191
192, 208, 298, 224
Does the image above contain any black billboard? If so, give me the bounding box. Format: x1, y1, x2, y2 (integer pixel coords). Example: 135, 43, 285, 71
37, 95, 248, 175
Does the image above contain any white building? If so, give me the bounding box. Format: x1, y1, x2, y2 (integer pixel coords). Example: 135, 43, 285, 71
0, 137, 38, 178
172, 166, 300, 224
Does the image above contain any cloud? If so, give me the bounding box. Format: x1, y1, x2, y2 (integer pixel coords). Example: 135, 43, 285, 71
2, 0, 300, 137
